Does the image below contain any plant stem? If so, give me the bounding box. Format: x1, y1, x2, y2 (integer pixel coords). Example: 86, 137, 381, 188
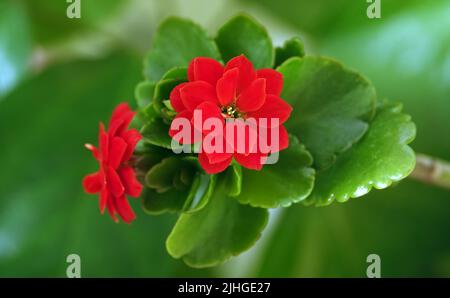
410, 153, 450, 190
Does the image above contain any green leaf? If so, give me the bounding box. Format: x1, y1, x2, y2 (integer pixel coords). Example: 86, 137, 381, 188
145, 157, 195, 192
162, 67, 188, 81
306, 102, 416, 206
135, 81, 155, 109
278, 56, 376, 170
141, 117, 175, 150
142, 187, 188, 215
153, 78, 185, 117
215, 14, 274, 68
223, 163, 243, 197
235, 135, 315, 208
275, 37, 305, 67
166, 177, 269, 268
0, 0, 32, 97
144, 17, 221, 81
183, 173, 216, 213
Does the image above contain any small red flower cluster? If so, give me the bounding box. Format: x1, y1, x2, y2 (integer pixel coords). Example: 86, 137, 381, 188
82, 103, 142, 223
169, 55, 292, 174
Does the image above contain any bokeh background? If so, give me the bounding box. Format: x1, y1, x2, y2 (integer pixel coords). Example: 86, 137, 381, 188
0, 0, 449, 277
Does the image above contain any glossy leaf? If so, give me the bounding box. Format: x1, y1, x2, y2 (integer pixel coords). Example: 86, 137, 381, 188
306, 102, 416, 206
141, 117, 174, 150
215, 14, 274, 68
135, 81, 155, 109
275, 37, 305, 67
166, 177, 269, 268
223, 163, 243, 197
236, 136, 315, 208
183, 173, 216, 213
278, 56, 376, 170
144, 17, 221, 81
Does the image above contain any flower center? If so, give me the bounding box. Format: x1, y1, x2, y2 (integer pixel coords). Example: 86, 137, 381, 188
222, 104, 244, 119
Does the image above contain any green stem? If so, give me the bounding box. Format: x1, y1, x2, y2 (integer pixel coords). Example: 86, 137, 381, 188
410, 153, 450, 190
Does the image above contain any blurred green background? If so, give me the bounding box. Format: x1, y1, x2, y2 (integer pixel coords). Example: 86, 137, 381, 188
0, 0, 449, 277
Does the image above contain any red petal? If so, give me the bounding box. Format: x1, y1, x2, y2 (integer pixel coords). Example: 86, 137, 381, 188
188, 57, 224, 85
106, 198, 118, 223
180, 81, 218, 111
169, 83, 188, 113
223, 119, 258, 155
257, 68, 283, 96
224, 55, 256, 93
236, 78, 266, 112
121, 129, 141, 161
112, 195, 136, 224
106, 166, 125, 198
99, 123, 109, 162
247, 95, 292, 127
216, 68, 239, 106
82, 172, 102, 194
169, 110, 194, 144
109, 137, 128, 169
100, 187, 108, 214
198, 152, 232, 174
205, 151, 233, 164
118, 166, 143, 198
84, 143, 99, 160
259, 125, 289, 153
109, 103, 135, 136
234, 152, 267, 170
192, 101, 223, 134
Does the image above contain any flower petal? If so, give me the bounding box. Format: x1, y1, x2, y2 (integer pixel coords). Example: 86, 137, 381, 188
121, 129, 142, 161
118, 166, 143, 198
188, 57, 224, 85
169, 110, 194, 144
100, 186, 108, 214
216, 68, 239, 106
169, 82, 188, 113
224, 55, 256, 93
84, 143, 100, 160
109, 103, 135, 136
247, 95, 293, 127
180, 81, 218, 111
234, 152, 267, 170
259, 125, 289, 153
192, 101, 223, 134
257, 68, 283, 96
106, 198, 118, 223
109, 137, 128, 169
82, 172, 102, 194
99, 123, 109, 162
106, 166, 125, 198
112, 195, 136, 224
198, 152, 232, 174
236, 78, 266, 112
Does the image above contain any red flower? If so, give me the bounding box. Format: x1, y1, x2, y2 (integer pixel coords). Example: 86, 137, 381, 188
169, 55, 292, 174
82, 103, 143, 223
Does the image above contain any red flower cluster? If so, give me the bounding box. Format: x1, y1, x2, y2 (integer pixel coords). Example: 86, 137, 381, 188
169, 55, 292, 174
82, 103, 142, 223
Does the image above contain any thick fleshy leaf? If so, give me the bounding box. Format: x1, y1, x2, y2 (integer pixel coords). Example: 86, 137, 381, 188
162, 67, 188, 81
135, 81, 155, 109
145, 157, 195, 192
144, 17, 221, 81
142, 187, 188, 215
235, 135, 315, 208
215, 14, 274, 69
182, 173, 216, 213
274, 37, 305, 67
278, 56, 376, 170
141, 117, 174, 150
223, 163, 242, 197
153, 78, 185, 117
305, 102, 416, 206
0, 0, 32, 97
166, 176, 269, 268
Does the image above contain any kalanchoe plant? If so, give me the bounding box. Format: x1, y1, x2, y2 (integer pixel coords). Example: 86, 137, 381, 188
83, 14, 416, 268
